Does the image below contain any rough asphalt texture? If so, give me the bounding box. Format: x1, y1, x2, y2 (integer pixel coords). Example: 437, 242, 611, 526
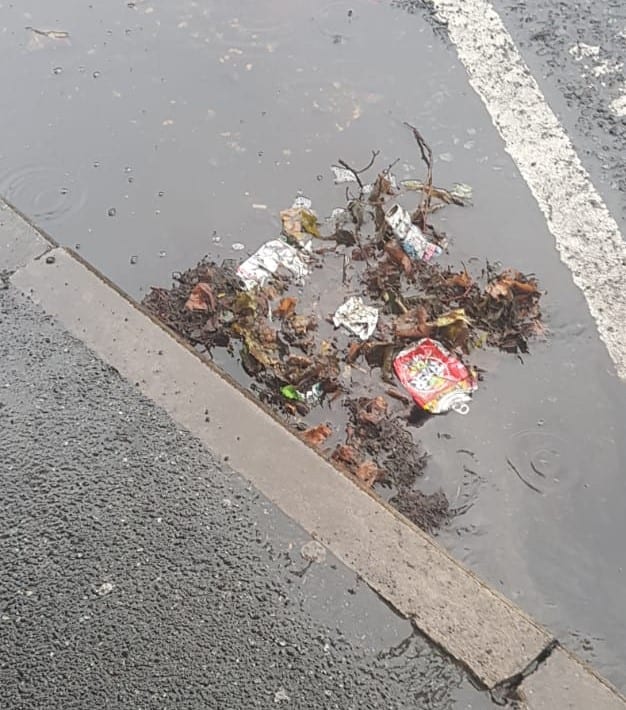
0, 286, 490, 710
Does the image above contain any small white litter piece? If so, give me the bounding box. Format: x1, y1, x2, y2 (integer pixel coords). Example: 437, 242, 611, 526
331, 165, 357, 184
236, 239, 309, 290
333, 296, 378, 341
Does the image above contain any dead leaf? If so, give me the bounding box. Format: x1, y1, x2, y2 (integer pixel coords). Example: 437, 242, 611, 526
286, 354, 313, 369
384, 239, 412, 276
256, 323, 277, 345
277, 296, 297, 319
300, 209, 321, 237
280, 207, 320, 243
334, 229, 356, 246
445, 270, 473, 290
386, 387, 410, 404
355, 460, 385, 487
332, 445, 360, 467
185, 282, 217, 312
291, 314, 316, 335
263, 284, 280, 301
302, 424, 332, 447
486, 269, 539, 299
357, 396, 388, 426
431, 308, 469, 329
371, 174, 394, 200
234, 327, 278, 369
394, 306, 432, 339
346, 342, 363, 364
430, 308, 471, 348
232, 291, 258, 315
319, 340, 333, 356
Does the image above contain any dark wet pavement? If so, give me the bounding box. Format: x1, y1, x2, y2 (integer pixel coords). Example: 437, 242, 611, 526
1, 0, 626, 693
0, 285, 490, 709
491, 0, 626, 229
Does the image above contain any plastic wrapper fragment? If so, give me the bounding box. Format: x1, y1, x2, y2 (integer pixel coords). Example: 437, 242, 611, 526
333, 296, 379, 341
393, 338, 477, 414
385, 203, 443, 262
236, 239, 309, 290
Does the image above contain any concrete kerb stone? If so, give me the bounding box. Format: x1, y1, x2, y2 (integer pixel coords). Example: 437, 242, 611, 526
2, 207, 623, 703
520, 647, 626, 710
13, 247, 550, 688
0, 198, 55, 271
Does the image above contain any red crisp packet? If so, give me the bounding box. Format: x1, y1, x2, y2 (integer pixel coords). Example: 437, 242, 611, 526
393, 338, 477, 414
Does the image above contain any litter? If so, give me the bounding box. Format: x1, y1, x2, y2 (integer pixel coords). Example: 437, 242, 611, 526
304, 383, 324, 405
236, 239, 309, 290
333, 296, 378, 340
292, 194, 312, 210
331, 165, 358, 184
280, 382, 323, 406
385, 203, 443, 262
451, 183, 473, 203
143, 123, 544, 533
393, 338, 477, 414
26, 27, 70, 39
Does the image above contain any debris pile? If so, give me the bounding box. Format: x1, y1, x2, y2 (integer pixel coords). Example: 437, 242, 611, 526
143, 124, 543, 532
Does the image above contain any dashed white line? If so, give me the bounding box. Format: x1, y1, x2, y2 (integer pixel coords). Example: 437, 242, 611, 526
430, 0, 626, 379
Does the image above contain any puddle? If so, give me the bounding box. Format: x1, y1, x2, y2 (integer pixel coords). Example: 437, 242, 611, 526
1, 0, 625, 692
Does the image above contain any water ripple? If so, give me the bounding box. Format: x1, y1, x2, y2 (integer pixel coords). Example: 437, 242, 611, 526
0, 164, 87, 224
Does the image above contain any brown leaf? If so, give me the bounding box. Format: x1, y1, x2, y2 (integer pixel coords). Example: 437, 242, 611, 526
386, 387, 410, 404
257, 323, 277, 345
485, 279, 509, 299
351, 244, 375, 261
291, 314, 316, 335
331, 444, 360, 467
355, 460, 385, 487
394, 306, 432, 339
286, 354, 314, 369
302, 424, 332, 447
277, 296, 297, 319
486, 269, 539, 299
446, 270, 473, 289
263, 284, 280, 301
346, 342, 363, 364
384, 239, 412, 276
185, 282, 216, 312
357, 396, 388, 426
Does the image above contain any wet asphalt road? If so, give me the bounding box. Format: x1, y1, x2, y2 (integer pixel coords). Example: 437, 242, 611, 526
0, 0, 625, 695
491, 0, 626, 229
0, 286, 489, 709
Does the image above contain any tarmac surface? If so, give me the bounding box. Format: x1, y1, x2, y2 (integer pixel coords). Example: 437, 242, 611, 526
2, 0, 626, 705
492, 0, 626, 229
0, 284, 490, 709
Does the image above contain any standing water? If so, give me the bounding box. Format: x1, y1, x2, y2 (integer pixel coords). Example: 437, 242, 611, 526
1, 0, 625, 691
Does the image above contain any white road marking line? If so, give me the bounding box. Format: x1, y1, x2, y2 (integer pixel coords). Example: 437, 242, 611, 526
431, 0, 626, 379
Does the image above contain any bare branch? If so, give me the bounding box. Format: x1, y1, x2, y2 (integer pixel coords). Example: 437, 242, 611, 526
337, 150, 380, 190
403, 122, 433, 220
